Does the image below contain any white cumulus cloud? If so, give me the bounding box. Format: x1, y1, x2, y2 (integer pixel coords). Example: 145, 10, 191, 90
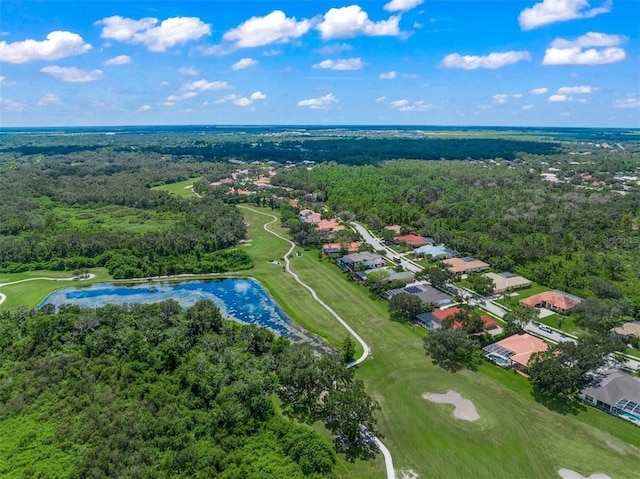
0, 31, 91, 63
384, 0, 424, 12
96, 16, 211, 52
530, 87, 549, 94
613, 96, 639, 109
37, 93, 59, 106
441, 51, 531, 69
519, 0, 612, 31
179, 66, 199, 75
41, 66, 103, 82
557, 85, 597, 94
181, 79, 231, 91
548, 94, 570, 102
492, 94, 509, 104
379, 71, 397, 79
390, 99, 436, 111
522, 104, 535, 110
543, 32, 626, 65
250, 91, 267, 100
232, 58, 258, 70
314, 43, 353, 55
104, 54, 131, 65
317, 5, 401, 39
223, 10, 311, 48
297, 93, 338, 110
138, 105, 152, 111
313, 57, 364, 71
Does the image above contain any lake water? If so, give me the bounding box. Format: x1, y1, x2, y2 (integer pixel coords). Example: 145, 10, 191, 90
40, 278, 331, 352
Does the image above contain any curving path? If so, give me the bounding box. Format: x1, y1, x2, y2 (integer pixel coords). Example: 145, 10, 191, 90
240, 206, 395, 479
0, 274, 96, 306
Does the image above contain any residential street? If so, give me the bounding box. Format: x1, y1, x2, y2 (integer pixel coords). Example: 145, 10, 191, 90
351, 221, 639, 371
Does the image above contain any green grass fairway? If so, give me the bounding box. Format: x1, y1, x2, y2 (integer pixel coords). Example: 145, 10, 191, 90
151, 177, 202, 198
241, 207, 640, 479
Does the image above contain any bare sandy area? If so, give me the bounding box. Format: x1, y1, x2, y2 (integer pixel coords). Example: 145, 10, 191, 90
423, 390, 480, 421
558, 469, 612, 479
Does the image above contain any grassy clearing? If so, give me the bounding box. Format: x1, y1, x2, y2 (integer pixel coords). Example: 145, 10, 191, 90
242, 207, 640, 479
0, 268, 112, 310
151, 177, 202, 198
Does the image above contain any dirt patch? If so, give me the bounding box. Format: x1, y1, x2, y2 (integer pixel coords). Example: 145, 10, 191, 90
558, 469, 612, 479
399, 469, 418, 479
423, 390, 479, 421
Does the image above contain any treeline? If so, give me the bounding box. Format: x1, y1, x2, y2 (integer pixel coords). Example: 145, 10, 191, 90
274, 161, 640, 308
131, 137, 559, 165
0, 300, 379, 477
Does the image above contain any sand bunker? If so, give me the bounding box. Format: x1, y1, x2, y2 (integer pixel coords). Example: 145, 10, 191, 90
558, 469, 612, 479
423, 390, 479, 421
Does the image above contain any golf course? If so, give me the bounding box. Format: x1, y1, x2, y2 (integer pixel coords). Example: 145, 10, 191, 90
1, 206, 639, 479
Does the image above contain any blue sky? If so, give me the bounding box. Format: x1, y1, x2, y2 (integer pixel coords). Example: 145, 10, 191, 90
1, 0, 638, 127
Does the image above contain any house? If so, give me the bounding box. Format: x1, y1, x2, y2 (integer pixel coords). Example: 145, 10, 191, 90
322, 242, 362, 256
338, 252, 386, 272
385, 225, 402, 235
443, 257, 490, 274
415, 307, 498, 332
355, 267, 414, 284
484, 272, 532, 294
386, 283, 452, 307
301, 212, 322, 224
394, 234, 427, 248
519, 290, 583, 314
316, 219, 345, 232
581, 369, 640, 424
611, 322, 640, 341
414, 244, 455, 260
483, 333, 548, 371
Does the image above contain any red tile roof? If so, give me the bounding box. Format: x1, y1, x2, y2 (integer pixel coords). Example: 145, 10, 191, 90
394, 234, 427, 247
316, 219, 345, 232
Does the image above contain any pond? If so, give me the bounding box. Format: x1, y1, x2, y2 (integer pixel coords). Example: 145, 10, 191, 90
40, 278, 331, 353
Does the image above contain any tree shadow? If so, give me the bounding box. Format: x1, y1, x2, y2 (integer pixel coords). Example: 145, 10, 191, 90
533, 392, 587, 415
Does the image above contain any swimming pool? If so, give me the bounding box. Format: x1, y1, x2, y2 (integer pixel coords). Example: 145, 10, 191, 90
486, 353, 510, 367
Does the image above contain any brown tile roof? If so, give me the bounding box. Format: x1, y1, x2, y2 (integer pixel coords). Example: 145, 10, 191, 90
385, 225, 402, 234
442, 257, 490, 273
494, 333, 548, 368
519, 291, 580, 311
323, 242, 362, 253
611, 322, 640, 339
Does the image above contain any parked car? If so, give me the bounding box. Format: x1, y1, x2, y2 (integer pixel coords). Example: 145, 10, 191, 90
538, 324, 552, 333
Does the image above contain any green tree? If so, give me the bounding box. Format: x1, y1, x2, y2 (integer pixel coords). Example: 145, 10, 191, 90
503, 305, 539, 335
423, 328, 479, 372
528, 349, 582, 398
365, 269, 391, 295
466, 272, 495, 297
388, 293, 425, 323
416, 266, 455, 288
341, 335, 356, 365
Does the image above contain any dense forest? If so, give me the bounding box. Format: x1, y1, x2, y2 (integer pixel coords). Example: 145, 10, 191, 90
0, 300, 379, 478
0, 147, 250, 277
273, 159, 640, 309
